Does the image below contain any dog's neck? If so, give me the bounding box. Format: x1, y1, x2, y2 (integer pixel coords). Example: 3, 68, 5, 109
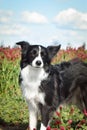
29, 65, 48, 81
21, 65, 49, 82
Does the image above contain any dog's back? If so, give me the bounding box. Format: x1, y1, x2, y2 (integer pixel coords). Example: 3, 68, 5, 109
58, 60, 87, 111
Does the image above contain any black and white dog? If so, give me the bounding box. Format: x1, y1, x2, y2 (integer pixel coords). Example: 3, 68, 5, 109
16, 41, 87, 130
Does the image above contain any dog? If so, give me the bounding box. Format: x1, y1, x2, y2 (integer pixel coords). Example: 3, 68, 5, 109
16, 41, 87, 130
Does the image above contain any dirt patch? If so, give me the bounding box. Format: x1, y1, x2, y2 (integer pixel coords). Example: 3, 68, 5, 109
0, 125, 28, 130
0, 119, 41, 130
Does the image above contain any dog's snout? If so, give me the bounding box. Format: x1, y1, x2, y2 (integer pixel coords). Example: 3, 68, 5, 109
36, 60, 42, 66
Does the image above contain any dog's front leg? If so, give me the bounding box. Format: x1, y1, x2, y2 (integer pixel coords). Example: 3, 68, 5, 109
28, 102, 37, 130
40, 105, 51, 130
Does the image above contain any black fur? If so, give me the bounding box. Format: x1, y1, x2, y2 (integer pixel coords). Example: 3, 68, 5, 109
17, 41, 87, 130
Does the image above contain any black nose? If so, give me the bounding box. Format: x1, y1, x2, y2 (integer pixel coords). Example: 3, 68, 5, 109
36, 60, 41, 66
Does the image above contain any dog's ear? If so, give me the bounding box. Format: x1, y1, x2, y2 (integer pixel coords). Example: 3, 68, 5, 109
16, 41, 30, 50
16, 41, 30, 61
47, 45, 61, 61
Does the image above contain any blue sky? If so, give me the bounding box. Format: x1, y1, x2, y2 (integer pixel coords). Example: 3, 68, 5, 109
0, 0, 87, 48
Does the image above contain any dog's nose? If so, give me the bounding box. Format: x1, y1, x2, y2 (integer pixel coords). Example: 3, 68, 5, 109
36, 60, 42, 66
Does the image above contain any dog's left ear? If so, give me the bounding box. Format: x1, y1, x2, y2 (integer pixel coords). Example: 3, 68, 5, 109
47, 45, 61, 61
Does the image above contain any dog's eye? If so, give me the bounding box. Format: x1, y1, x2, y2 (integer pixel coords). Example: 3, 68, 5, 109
41, 51, 45, 57
32, 50, 37, 55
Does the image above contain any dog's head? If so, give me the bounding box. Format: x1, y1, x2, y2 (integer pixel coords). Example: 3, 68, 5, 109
16, 41, 61, 69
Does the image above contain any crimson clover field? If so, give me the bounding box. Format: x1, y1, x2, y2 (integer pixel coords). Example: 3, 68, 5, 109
0, 45, 87, 130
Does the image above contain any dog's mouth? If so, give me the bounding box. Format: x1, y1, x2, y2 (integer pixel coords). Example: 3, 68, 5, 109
33, 65, 43, 68
30, 64, 43, 69
31, 66, 40, 68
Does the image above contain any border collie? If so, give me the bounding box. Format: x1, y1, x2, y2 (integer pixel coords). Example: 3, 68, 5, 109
16, 41, 87, 130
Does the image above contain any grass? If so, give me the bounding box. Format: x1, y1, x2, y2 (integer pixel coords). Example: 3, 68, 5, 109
0, 95, 28, 124
0, 57, 28, 127
0, 46, 87, 129
50, 106, 87, 130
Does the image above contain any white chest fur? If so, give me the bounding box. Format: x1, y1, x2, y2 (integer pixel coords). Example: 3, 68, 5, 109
20, 65, 48, 106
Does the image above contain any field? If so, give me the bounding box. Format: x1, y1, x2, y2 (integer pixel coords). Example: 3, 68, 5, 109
0, 45, 87, 130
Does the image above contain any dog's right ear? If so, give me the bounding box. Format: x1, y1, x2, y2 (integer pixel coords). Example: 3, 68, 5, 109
16, 41, 30, 50
16, 41, 30, 61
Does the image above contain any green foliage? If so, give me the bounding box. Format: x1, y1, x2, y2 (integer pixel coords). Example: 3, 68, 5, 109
0, 46, 87, 129
0, 95, 28, 124
52, 46, 87, 64
0, 56, 28, 125
51, 106, 87, 130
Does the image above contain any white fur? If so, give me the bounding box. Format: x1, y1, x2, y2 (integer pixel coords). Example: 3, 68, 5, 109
21, 65, 48, 103
40, 123, 46, 130
20, 65, 48, 130
32, 46, 43, 68
28, 103, 37, 130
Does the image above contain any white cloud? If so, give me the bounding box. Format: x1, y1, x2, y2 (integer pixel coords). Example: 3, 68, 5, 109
54, 8, 87, 30
0, 9, 86, 48
0, 10, 30, 38
22, 11, 48, 24
0, 24, 30, 36
0, 10, 13, 23
47, 27, 87, 49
